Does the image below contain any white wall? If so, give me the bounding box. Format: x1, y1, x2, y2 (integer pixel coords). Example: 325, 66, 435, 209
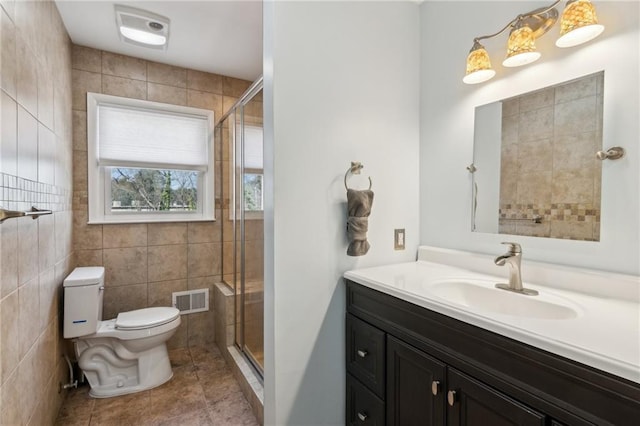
263, 1, 420, 424
420, 1, 640, 275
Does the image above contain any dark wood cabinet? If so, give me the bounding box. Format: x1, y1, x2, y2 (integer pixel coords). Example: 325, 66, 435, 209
346, 280, 640, 426
386, 335, 445, 426
347, 374, 385, 426
446, 368, 545, 426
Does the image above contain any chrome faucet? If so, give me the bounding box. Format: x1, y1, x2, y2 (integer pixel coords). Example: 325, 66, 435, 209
494, 242, 538, 296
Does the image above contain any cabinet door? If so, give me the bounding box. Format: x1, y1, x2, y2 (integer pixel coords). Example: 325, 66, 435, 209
446, 368, 546, 426
347, 374, 385, 426
386, 336, 446, 426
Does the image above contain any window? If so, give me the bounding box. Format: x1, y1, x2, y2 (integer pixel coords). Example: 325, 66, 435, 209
87, 93, 214, 223
243, 125, 263, 214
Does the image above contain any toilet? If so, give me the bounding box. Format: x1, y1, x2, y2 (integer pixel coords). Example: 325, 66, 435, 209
63, 266, 181, 398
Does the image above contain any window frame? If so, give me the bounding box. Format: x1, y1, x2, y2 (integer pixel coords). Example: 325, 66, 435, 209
87, 92, 215, 224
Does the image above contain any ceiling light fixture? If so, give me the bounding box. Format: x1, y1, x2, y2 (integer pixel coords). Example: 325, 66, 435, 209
115, 5, 170, 50
463, 0, 604, 84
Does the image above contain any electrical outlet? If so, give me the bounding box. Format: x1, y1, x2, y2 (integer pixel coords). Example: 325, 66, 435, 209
394, 229, 405, 250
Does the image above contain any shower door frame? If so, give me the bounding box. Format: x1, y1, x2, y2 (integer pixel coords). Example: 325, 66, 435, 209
220, 77, 264, 378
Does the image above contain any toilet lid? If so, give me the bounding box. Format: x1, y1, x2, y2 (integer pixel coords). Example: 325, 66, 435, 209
116, 307, 180, 330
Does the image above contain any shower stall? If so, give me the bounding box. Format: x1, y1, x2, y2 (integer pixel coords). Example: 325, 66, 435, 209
216, 77, 264, 376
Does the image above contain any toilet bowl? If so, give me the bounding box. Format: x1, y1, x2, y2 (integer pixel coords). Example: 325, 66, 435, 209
63, 267, 181, 398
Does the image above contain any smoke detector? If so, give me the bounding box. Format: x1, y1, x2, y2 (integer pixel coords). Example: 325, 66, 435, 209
115, 5, 170, 50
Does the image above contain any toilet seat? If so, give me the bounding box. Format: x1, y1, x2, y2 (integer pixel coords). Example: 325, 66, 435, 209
116, 307, 180, 330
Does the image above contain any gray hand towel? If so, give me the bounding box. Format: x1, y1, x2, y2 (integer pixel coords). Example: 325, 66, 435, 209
347, 188, 374, 256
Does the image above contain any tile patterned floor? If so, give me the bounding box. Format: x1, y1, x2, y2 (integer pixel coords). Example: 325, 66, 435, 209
54, 346, 259, 426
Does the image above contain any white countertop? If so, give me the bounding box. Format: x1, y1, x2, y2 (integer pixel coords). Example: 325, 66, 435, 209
344, 246, 640, 384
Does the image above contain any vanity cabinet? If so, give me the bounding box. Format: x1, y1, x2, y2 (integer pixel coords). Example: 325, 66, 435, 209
346, 280, 640, 426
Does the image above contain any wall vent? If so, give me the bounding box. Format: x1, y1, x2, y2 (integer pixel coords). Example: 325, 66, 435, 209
172, 288, 209, 315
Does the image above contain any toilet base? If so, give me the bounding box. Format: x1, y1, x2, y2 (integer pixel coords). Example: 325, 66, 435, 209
89, 371, 173, 398
76, 337, 175, 398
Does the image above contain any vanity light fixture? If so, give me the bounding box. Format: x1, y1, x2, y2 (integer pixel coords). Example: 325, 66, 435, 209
115, 5, 170, 50
463, 0, 604, 84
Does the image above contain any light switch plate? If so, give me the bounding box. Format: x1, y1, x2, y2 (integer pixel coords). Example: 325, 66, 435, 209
394, 229, 405, 250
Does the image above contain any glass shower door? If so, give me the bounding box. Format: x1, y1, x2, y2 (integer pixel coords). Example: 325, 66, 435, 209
229, 81, 264, 376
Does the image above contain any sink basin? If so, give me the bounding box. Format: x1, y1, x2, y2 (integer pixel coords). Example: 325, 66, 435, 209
426, 279, 579, 320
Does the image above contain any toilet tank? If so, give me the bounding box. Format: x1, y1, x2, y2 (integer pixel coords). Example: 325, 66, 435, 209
63, 267, 105, 339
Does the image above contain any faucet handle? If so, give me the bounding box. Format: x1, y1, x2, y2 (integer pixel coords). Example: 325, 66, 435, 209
501, 242, 521, 253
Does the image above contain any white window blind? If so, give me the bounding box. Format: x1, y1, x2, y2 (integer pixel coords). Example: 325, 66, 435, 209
243, 126, 263, 170
97, 104, 210, 170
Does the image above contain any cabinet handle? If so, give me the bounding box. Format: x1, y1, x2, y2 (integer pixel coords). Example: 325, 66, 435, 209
357, 412, 368, 421
357, 349, 368, 358
447, 390, 457, 406
431, 380, 440, 396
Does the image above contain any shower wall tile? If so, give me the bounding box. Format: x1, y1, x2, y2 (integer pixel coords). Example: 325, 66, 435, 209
148, 61, 187, 88
17, 106, 38, 181
223, 76, 251, 97
38, 267, 57, 332
73, 211, 102, 250
148, 223, 188, 246
148, 279, 187, 307
187, 69, 222, 93
16, 34, 38, 115
71, 44, 252, 348
188, 243, 221, 278
0, 3, 73, 424
102, 51, 147, 81
71, 69, 101, 110
0, 290, 20, 383
148, 82, 187, 106
103, 223, 148, 248
18, 215, 39, 286
188, 221, 221, 244
75, 249, 103, 267
102, 74, 146, 100
72, 45, 102, 73
37, 64, 55, 129
148, 244, 188, 282
102, 283, 148, 320
0, 219, 18, 298
18, 275, 40, 359
38, 212, 56, 271
1, 91, 18, 175
187, 89, 223, 118
1, 7, 17, 97
38, 123, 56, 185
1, 367, 20, 425
103, 247, 148, 286
72, 110, 87, 151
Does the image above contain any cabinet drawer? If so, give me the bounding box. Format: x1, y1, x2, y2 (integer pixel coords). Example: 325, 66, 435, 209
347, 374, 385, 426
346, 314, 386, 397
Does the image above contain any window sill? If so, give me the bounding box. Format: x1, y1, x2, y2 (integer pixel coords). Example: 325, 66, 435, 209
87, 216, 216, 225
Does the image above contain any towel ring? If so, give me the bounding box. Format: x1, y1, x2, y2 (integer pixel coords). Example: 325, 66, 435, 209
344, 162, 372, 191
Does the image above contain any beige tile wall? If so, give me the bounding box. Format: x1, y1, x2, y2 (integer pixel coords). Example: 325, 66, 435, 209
499, 72, 603, 241
0, 0, 73, 424
71, 44, 251, 348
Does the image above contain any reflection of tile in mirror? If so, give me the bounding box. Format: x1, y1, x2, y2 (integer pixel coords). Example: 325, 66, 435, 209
555, 74, 597, 104
518, 139, 552, 173
554, 97, 597, 136
518, 106, 553, 142
519, 87, 554, 113
517, 171, 552, 205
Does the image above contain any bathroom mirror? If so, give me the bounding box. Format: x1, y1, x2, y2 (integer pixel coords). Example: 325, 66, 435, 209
471, 71, 603, 241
